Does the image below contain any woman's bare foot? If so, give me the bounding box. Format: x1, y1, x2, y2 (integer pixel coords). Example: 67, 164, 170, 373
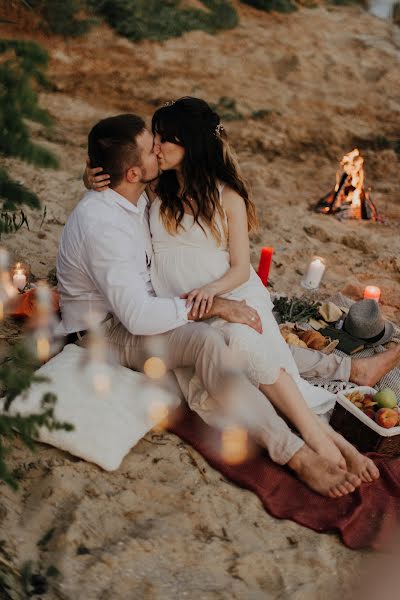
301, 424, 347, 469
259, 371, 346, 468
288, 445, 361, 498
350, 344, 400, 387
328, 428, 379, 483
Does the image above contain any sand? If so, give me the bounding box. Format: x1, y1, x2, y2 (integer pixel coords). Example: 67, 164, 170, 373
1, 3, 400, 598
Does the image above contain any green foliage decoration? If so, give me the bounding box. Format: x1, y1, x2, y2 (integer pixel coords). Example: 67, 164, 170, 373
87, 0, 238, 41
273, 295, 322, 323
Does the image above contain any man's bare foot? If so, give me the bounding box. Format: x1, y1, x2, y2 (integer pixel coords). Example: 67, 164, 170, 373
350, 344, 400, 387
325, 427, 380, 483
342, 448, 379, 483
288, 445, 361, 498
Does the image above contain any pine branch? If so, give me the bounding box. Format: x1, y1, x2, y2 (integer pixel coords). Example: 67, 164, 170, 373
0, 211, 30, 237
0, 168, 40, 210
0, 344, 43, 410
0, 38, 58, 214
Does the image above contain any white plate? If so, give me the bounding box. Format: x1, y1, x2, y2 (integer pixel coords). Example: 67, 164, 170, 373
336, 386, 400, 437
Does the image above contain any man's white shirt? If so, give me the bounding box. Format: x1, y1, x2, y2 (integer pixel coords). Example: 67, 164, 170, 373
56, 188, 190, 335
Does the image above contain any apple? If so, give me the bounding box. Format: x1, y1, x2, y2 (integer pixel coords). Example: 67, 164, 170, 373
375, 408, 399, 429
374, 388, 398, 410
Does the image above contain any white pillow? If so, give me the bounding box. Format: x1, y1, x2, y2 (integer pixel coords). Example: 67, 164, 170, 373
1, 344, 180, 471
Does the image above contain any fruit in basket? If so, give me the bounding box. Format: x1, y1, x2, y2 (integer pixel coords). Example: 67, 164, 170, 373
374, 388, 398, 409
362, 408, 376, 421
375, 408, 399, 429
346, 390, 377, 409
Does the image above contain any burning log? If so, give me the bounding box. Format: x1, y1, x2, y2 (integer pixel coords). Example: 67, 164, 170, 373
315, 149, 380, 221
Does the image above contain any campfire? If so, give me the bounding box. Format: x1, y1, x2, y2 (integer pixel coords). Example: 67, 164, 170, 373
315, 149, 380, 221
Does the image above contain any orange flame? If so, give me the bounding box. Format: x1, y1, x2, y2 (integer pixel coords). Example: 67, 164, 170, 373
339, 148, 364, 217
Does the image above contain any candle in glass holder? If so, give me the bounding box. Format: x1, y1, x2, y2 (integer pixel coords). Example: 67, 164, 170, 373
363, 285, 381, 302
301, 256, 326, 290
0, 249, 17, 317
36, 281, 52, 308
0, 248, 9, 271
257, 247, 274, 286
12, 263, 27, 291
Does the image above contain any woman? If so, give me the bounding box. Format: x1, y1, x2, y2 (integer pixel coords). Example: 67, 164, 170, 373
85, 97, 378, 484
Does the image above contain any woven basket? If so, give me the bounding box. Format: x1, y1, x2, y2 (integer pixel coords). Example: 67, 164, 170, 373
330, 386, 400, 456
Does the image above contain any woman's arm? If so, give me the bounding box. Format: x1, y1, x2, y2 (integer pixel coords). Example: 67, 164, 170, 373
187, 188, 251, 318
83, 158, 110, 191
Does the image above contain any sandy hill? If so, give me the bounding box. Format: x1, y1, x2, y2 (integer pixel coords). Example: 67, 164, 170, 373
0, 4, 400, 599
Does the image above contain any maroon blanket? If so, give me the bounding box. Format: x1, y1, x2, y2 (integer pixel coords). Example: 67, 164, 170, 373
168, 403, 400, 550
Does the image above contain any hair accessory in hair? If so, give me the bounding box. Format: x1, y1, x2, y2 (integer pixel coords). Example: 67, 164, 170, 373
163, 100, 176, 107
215, 123, 224, 136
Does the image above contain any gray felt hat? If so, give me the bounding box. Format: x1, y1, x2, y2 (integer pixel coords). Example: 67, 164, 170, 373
343, 299, 395, 347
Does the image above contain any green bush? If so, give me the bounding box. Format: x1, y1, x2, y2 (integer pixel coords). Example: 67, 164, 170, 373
87, 0, 238, 41
23, 0, 94, 36
328, 0, 366, 5
240, 0, 297, 12
211, 96, 244, 121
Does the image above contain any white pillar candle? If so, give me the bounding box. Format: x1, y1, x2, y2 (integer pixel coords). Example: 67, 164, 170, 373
301, 256, 326, 290
36, 282, 52, 308
0, 248, 9, 271
13, 269, 26, 291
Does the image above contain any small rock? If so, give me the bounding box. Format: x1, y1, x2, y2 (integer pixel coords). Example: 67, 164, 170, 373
303, 224, 332, 243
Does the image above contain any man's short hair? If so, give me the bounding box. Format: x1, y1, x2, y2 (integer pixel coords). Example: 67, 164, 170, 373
88, 114, 146, 187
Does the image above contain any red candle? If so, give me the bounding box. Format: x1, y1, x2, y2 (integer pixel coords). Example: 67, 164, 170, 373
363, 285, 381, 302
257, 247, 274, 286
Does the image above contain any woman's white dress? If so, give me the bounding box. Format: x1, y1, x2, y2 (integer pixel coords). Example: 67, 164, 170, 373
149, 194, 335, 421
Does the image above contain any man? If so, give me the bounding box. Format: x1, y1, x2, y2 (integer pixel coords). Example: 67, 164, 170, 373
57, 113, 362, 498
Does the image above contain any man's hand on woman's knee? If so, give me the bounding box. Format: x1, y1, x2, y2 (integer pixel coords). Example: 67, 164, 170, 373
187, 297, 262, 334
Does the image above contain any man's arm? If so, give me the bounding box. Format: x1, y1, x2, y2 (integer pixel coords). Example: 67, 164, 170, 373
190, 297, 263, 334
84, 224, 191, 336
84, 219, 262, 336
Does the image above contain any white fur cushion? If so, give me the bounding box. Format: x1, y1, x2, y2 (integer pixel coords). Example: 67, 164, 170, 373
1, 344, 180, 470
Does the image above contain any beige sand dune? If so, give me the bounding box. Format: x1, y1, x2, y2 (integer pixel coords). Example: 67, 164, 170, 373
1, 4, 399, 598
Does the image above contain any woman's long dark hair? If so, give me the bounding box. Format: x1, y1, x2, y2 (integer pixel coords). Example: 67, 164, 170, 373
152, 97, 258, 244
